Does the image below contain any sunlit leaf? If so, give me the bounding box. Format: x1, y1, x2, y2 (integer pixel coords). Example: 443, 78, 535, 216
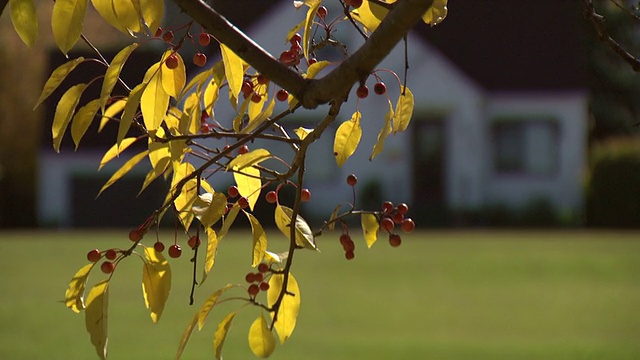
91, 0, 127, 33
175, 312, 199, 360
392, 86, 414, 133
113, 0, 142, 33
52, 83, 87, 152
248, 82, 268, 122
140, 0, 163, 34
285, 18, 304, 45
64, 263, 94, 313
98, 150, 148, 196
118, 83, 145, 145
172, 162, 197, 230
35, 57, 85, 109
218, 205, 240, 241
220, 43, 245, 103
198, 284, 236, 330
333, 111, 362, 167
201, 228, 218, 284
350, 0, 389, 32
100, 43, 139, 111
302, 0, 321, 59
232, 97, 251, 132
227, 149, 272, 171
265, 250, 287, 264
71, 99, 101, 149
267, 272, 301, 344
361, 213, 379, 248
244, 211, 267, 267
192, 192, 228, 228
214, 312, 236, 359
233, 166, 261, 211
52, 0, 88, 54
141, 246, 171, 323
141, 63, 169, 131
248, 315, 276, 358
85, 280, 109, 360
99, 98, 126, 132
275, 205, 317, 251
98, 137, 138, 170
9, 0, 38, 47
370, 99, 394, 160
305, 60, 331, 79
422, 0, 448, 26
294, 127, 312, 140
160, 50, 186, 98
243, 96, 275, 134
327, 204, 342, 231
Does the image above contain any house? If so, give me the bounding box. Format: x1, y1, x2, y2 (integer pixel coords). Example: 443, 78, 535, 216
37, 0, 588, 227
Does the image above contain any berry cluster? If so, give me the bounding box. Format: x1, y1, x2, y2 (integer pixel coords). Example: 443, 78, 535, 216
154, 27, 210, 68
339, 233, 356, 260
86, 248, 122, 274
264, 184, 311, 205
245, 263, 271, 298
379, 201, 414, 247
279, 33, 303, 67
355, 80, 386, 99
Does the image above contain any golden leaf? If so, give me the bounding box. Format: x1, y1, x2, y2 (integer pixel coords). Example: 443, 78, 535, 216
220, 43, 245, 102
91, 0, 127, 33
192, 192, 228, 228
350, 0, 389, 33
71, 99, 101, 149
118, 83, 146, 146
141, 63, 170, 131
34, 57, 84, 109
333, 111, 362, 167
422, 0, 448, 26
213, 312, 237, 360
52, 0, 88, 54
98, 150, 148, 196
227, 149, 272, 171
267, 272, 301, 344
160, 50, 186, 98
9, 0, 38, 47
302, 0, 321, 59
52, 83, 87, 152
294, 127, 312, 140
392, 86, 414, 133
175, 312, 199, 360
217, 205, 240, 241
113, 0, 142, 33
141, 246, 172, 323
200, 228, 219, 284
361, 213, 379, 248
244, 211, 267, 267
275, 205, 317, 251
248, 315, 276, 358
140, 0, 163, 34
99, 137, 138, 170
198, 284, 236, 330
64, 263, 94, 313
85, 280, 109, 360
233, 166, 261, 210
370, 99, 394, 160
100, 43, 139, 111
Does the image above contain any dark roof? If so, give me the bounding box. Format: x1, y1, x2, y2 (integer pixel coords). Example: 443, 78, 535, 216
416, 0, 588, 91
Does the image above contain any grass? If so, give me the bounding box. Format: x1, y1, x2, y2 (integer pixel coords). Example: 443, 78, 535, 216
0, 230, 639, 359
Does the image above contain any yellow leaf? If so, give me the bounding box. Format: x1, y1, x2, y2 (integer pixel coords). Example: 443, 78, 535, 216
422, 0, 448, 26
361, 213, 379, 248
99, 98, 126, 132
244, 211, 267, 267
243, 96, 275, 134
370, 99, 394, 160
148, 128, 172, 175
176, 312, 199, 360
100, 43, 139, 111
160, 50, 186, 98
213, 312, 236, 359
35, 57, 85, 109
119, 83, 146, 145
305, 60, 331, 79
85, 280, 109, 360
350, 0, 389, 33
181, 93, 200, 135
248, 82, 268, 122
267, 272, 301, 344
9, 0, 38, 47
275, 205, 317, 251
392, 86, 414, 133
98, 150, 148, 196
172, 162, 197, 229
284, 18, 304, 46
227, 149, 272, 171
203, 78, 219, 118
333, 111, 362, 167
98, 137, 138, 170
302, 0, 321, 59
327, 204, 342, 231
232, 97, 251, 132
52, 83, 87, 152
140, 0, 163, 34
198, 284, 236, 330
141, 63, 170, 131
201, 228, 219, 284
264, 250, 287, 264
233, 166, 261, 210
248, 315, 276, 358
91, 0, 125, 33
141, 246, 171, 323
220, 43, 245, 103
218, 205, 240, 241
64, 263, 94, 313
113, 0, 142, 33
71, 99, 101, 149
294, 127, 312, 140
192, 192, 228, 228
52, 0, 88, 55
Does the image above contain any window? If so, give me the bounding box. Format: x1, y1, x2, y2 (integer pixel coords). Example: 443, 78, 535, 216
492, 118, 559, 176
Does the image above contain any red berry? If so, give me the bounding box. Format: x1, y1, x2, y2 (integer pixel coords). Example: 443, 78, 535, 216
340, 234, 355, 251
259, 282, 270, 291
200, 123, 211, 133
339, 234, 351, 246
245, 272, 256, 283
345, 250, 355, 260
289, 43, 302, 55
290, 33, 302, 45
101, 261, 115, 274
258, 263, 269, 273
241, 80, 254, 96
238, 197, 249, 209
105, 249, 118, 261
279, 50, 296, 64
356, 85, 369, 98
392, 212, 404, 224
168, 244, 182, 258
87, 249, 101, 263
165, 54, 179, 70
227, 185, 239, 198
301, 188, 311, 202
187, 236, 201, 249
238, 144, 249, 154
198, 33, 211, 46
254, 273, 264, 283
256, 74, 269, 85
307, 58, 318, 65
382, 201, 394, 213
129, 229, 143, 241
248, 284, 260, 296
381, 217, 395, 232
251, 93, 262, 103
397, 203, 409, 215
345, 0, 363, 8
346, 174, 358, 186
276, 89, 289, 102
193, 52, 207, 67
265, 191, 278, 204
162, 30, 174, 43
154, 27, 163, 38
317, 6, 328, 18
154, 241, 165, 252
389, 234, 402, 247
401, 218, 415, 233
374, 82, 387, 95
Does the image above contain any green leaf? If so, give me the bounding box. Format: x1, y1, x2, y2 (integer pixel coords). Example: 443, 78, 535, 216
98, 150, 148, 196
233, 166, 261, 211
392, 86, 414, 133
248, 315, 276, 358
333, 111, 362, 167
370, 100, 394, 160
85, 280, 109, 360
198, 284, 236, 330
52, 83, 87, 152
227, 149, 272, 171
71, 99, 101, 149
160, 50, 186, 98
118, 83, 145, 145
267, 272, 301, 344
175, 312, 199, 360
244, 211, 267, 267
220, 43, 245, 103
64, 263, 95, 313
192, 192, 228, 228
141, 246, 171, 323
9, 0, 38, 47
35, 58, 85, 111
275, 205, 317, 251
361, 213, 379, 248
52, 0, 88, 55
213, 312, 236, 360
141, 63, 169, 131
422, 0, 448, 26
100, 43, 139, 111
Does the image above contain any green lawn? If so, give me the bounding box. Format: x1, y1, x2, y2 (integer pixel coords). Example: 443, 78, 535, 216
0, 230, 639, 359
